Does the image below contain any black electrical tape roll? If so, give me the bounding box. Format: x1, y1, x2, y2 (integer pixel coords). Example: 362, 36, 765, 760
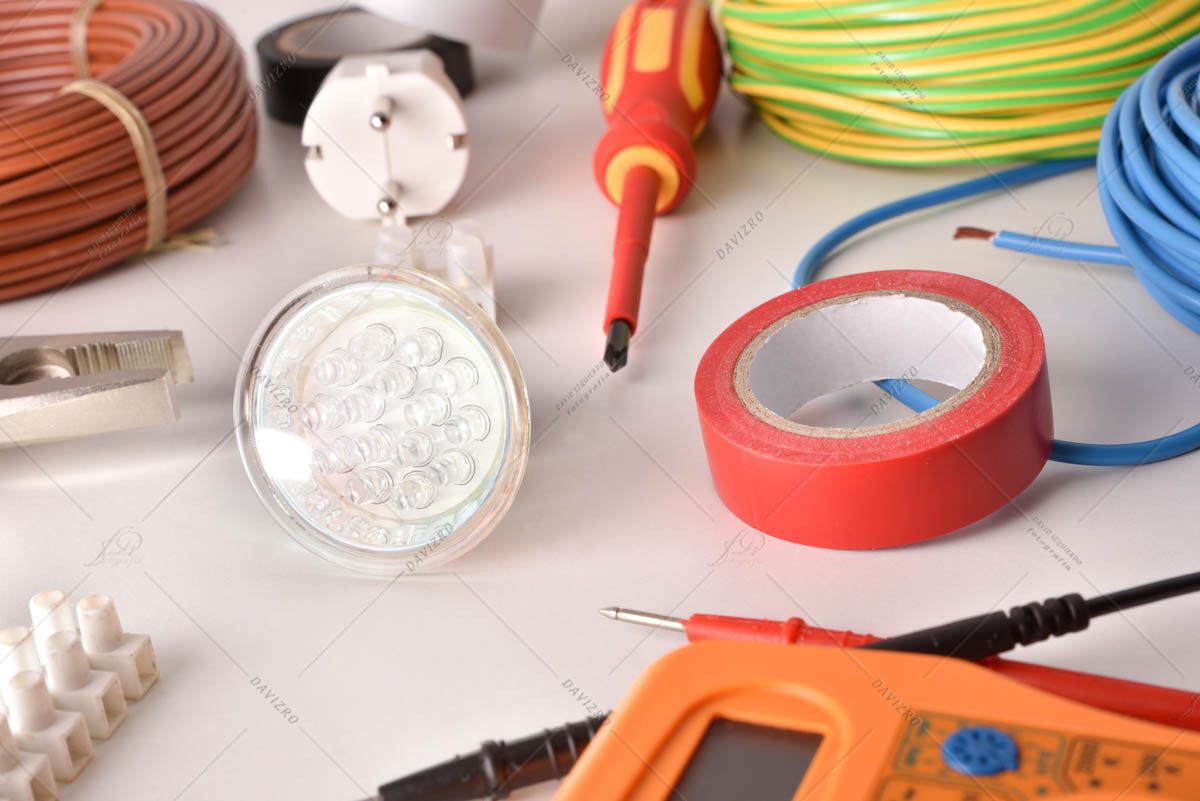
255, 6, 475, 125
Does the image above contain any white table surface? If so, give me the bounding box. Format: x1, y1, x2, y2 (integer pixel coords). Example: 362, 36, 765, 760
3, 2, 1200, 799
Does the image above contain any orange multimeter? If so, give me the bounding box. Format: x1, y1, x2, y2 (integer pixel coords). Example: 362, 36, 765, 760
553, 641, 1200, 801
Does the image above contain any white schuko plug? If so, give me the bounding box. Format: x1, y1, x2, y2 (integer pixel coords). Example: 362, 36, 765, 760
302, 51, 469, 221
303, 51, 498, 321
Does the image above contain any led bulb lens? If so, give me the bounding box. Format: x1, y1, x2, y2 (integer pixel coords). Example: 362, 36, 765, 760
238, 265, 531, 574
373, 363, 418, 399
332, 435, 365, 471
342, 386, 386, 424
397, 430, 436, 467
346, 467, 394, 505
305, 493, 332, 515
429, 449, 475, 486
403, 390, 451, 428
362, 526, 390, 546
302, 394, 347, 430
398, 327, 444, 366
444, 405, 491, 444
314, 445, 350, 475
395, 470, 437, 510
314, 348, 363, 386
359, 425, 398, 463
349, 323, 397, 362
432, 357, 478, 395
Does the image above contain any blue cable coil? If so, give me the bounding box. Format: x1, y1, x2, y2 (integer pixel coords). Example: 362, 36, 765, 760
793, 34, 1200, 468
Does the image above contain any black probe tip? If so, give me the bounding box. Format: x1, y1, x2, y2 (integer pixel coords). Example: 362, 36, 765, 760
604, 319, 632, 372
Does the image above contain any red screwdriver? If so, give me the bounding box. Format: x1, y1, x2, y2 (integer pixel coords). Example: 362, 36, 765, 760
601, 606, 1200, 732
594, 0, 722, 371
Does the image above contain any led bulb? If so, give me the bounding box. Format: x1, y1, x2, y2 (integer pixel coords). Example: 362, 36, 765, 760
397, 430, 436, 467
349, 323, 397, 362
358, 425, 399, 463
395, 470, 437, 510
346, 467, 394, 505
362, 525, 390, 546
397, 327, 443, 366
314, 348, 363, 386
403, 390, 451, 427
445, 405, 491, 444
237, 265, 531, 574
305, 493, 332, 515
346, 517, 391, 545
314, 446, 350, 474
429, 449, 475, 486
432, 357, 478, 395
342, 386, 386, 423
334, 435, 368, 470
372, 363, 418, 399
325, 508, 353, 533
302, 394, 347, 430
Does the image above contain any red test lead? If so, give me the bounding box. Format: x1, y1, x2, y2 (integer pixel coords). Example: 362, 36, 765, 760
600, 606, 1200, 733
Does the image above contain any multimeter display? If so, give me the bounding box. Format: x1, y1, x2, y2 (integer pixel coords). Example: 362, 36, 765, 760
671, 718, 824, 801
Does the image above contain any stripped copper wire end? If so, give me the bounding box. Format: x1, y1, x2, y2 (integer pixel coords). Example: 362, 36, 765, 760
954, 226, 996, 241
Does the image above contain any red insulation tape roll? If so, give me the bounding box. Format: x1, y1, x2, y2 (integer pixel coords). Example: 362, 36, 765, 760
694, 270, 1053, 549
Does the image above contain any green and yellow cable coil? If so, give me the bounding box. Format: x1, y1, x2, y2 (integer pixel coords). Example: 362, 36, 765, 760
718, 0, 1200, 166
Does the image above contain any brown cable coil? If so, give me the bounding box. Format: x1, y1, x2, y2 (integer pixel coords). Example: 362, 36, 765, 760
0, 0, 257, 301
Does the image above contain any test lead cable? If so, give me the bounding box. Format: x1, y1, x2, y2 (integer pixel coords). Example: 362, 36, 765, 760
861, 569, 1200, 661
600, 603, 1200, 732
371, 571, 1200, 801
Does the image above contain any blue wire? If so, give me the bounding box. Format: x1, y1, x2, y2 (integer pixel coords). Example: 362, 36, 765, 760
991, 231, 1130, 267
792, 159, 1093, 288
793, 34, 1200, 468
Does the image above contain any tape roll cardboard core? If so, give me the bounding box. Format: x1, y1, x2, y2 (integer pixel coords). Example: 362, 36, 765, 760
736, 290, 1000, 438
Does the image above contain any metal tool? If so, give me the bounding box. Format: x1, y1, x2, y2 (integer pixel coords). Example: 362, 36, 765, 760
0, 331, 192, 447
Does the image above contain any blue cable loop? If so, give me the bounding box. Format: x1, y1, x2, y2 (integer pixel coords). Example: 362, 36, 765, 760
792, 34, 1200, 467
